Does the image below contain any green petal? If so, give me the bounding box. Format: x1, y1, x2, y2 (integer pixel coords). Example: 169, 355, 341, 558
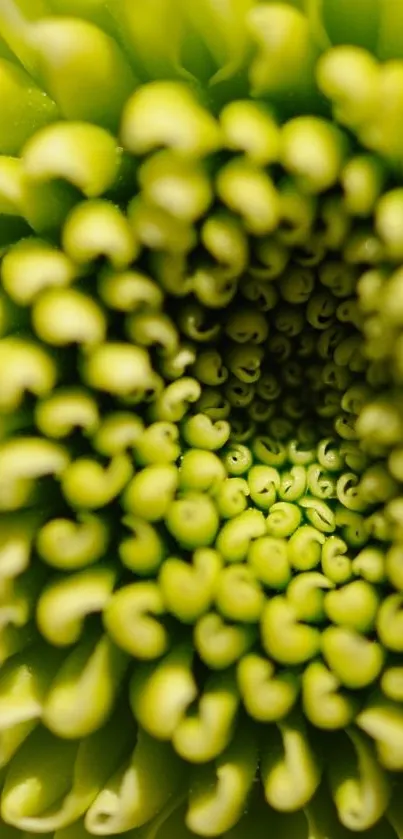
121, 81, 221, 157
328, 727, 390, 831
186, 722, 258, 836
22, 121, 121, 198
261, 712, 321, 812
0, 642, 64, 768
42, 632, 129, 738
129, 645, 197, 741
85, 728, 185, 835
1, 703, 135, 832
0, 58, 58, 155
248, 3, 320, 109
36, 562, 117, 646
172, 670, 239, 764
104, 581, 169, 660
32, 16, 136, 130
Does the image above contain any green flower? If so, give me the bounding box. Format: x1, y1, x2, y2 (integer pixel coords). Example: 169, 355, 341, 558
2, 1, 403, 838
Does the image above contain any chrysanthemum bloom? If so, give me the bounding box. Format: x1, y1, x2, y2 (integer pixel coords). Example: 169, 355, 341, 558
2, 1, 403, 838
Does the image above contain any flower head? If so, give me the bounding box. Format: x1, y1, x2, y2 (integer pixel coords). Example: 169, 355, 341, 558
1, 1, 403, 838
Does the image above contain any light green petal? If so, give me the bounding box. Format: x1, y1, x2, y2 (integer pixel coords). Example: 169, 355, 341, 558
302, 659, 358, 730
261, 712, 321, 812
261, 595, 320, 666
172, 670, 239, 764
328, 727, 390, 831
121, 80, 221, 157
43, 632, 129, 738
36, 513, 109, 571
357, 694, 403, 771
194, 612, 256, 670
1, 704, 135, 832
0, 57, 58, 155
1, 238, 79, 305
237, 653, 299, 723
62, 199, 139, 269
129, 645, 197, 741
85, 728, 185, 835
248, 3, 320, 107
159, 548, 221, 624
61, 453, 133, 510
31, 15, 136, 130
104, 581, 169, 660
186, 723, 258, 837
0, 337, 57, 413
36, 562, 117, 646
0, 642, 64, 768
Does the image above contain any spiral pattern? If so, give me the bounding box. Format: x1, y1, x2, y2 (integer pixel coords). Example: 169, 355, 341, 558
1, 2, 403, 838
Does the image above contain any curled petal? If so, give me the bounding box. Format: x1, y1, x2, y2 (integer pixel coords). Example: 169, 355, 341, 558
32, 287, 106, 348
36, 562, 117, 647
357, 694, 403, 771
104, 581, 169, 660
321, 626, 384, 689
129, 644, 197, 741
261, 595, 321, 666
85, 728, 185, 835
179, 449, 226, 493
92, 412, 144, 457
0, 642, 64, 768
159, 548, 222, 624
237, 653, 299, 723
98, 267, 163, 313
328, 727, 390, 831
35, 388, 100, 440
119, 515, 166, 577
216, 509, 266, 562
62, 200, 139, 269
61, 454, 133, 510
0, 337, 57, 413
0, 436, 69, 512
36, 513, 109, 571
0, 704, 135, 833
81, 343, 154, 398
214, 564, 265, 624
22, 122, 121, 198
31, 16, 136, 131
217, 157, 280, 236
194, 612, 256, 670
172, 670, 240, 764
0, 57, 58, 155
261, 712, 321, 812
122, 464, 178, 523
43, 632, 129, 739
121, 81, 221, 157
302, 660, 358, 730
1, 238, 78, 306
186, 722, 258, 837
139, 151, 213, 224
248, 4, 319, 105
